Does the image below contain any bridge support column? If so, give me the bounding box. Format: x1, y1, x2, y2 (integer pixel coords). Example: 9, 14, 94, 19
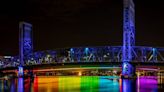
18, 66, 24, 77
122, 62, 136, 78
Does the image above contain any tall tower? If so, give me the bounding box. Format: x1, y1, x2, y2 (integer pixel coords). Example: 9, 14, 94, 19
122, 0, 135, 77
19, 22, 33, 66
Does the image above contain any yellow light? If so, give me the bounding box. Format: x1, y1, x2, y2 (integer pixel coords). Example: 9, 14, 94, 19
37, 76, 58, 92
59, 76, 80, 92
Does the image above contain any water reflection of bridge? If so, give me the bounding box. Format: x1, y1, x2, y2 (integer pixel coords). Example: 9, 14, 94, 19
1, 76, 164, 92
0, 0, 164, 78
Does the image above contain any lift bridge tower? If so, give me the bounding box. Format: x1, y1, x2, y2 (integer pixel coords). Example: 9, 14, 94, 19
18, 22, 33, 77
122, 0, 136, 78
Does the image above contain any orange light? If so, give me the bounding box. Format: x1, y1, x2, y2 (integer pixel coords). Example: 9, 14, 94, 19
78, 71, 82, 76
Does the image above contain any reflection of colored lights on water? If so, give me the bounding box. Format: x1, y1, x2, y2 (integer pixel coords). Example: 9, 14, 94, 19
33, 76, 120, 92
99, 76, 119, 92
24, 78, 31, 92
137, 75, 140, 92
34, 77, 38, 92
35, 76, 58, 92
81, 76, 99, 92
59, 76, 80, 92
119, 79, 122, 92
137, 76, 158, 92
1, 75, 161, 92
122, 79, 136, 92
10, 80, 16, 92
18, 78, 24, 92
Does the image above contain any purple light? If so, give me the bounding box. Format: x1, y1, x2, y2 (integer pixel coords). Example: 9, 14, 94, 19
18, 78, 24, 92
122, 79, 136, 92
137, 76, 158, 92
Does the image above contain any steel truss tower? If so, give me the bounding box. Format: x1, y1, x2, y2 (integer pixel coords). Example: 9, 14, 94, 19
19, 22, 33, 66
19, 22, 33, 77
122, 0, 136, 77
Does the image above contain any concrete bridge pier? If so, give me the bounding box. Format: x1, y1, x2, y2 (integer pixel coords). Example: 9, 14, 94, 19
18, 66, 24, 77
121, 62, 136, 78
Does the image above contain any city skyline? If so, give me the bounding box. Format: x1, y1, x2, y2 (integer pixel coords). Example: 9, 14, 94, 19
0, 0, 164, 55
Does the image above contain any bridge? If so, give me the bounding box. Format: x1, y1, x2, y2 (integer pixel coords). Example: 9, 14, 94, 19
0, 46, 164, 68
0, 0, 164, 78
0, 46, 164, 76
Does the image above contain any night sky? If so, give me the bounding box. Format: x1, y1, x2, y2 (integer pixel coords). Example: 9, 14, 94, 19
0, 0, 164, 55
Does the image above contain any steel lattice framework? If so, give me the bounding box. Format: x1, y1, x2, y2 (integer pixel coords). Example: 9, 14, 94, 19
123, 0, 135, 62
122, 0, 136, 77
0, 46, 164, 68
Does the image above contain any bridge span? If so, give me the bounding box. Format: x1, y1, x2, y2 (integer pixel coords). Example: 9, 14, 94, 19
1, 46, 164, 69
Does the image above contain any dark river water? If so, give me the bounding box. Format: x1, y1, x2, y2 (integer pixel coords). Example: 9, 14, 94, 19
0, 76, 164, 92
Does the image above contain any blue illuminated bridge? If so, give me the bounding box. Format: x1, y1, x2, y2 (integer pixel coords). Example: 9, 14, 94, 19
0, 0, 164, 78
0, 46, 164, 69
